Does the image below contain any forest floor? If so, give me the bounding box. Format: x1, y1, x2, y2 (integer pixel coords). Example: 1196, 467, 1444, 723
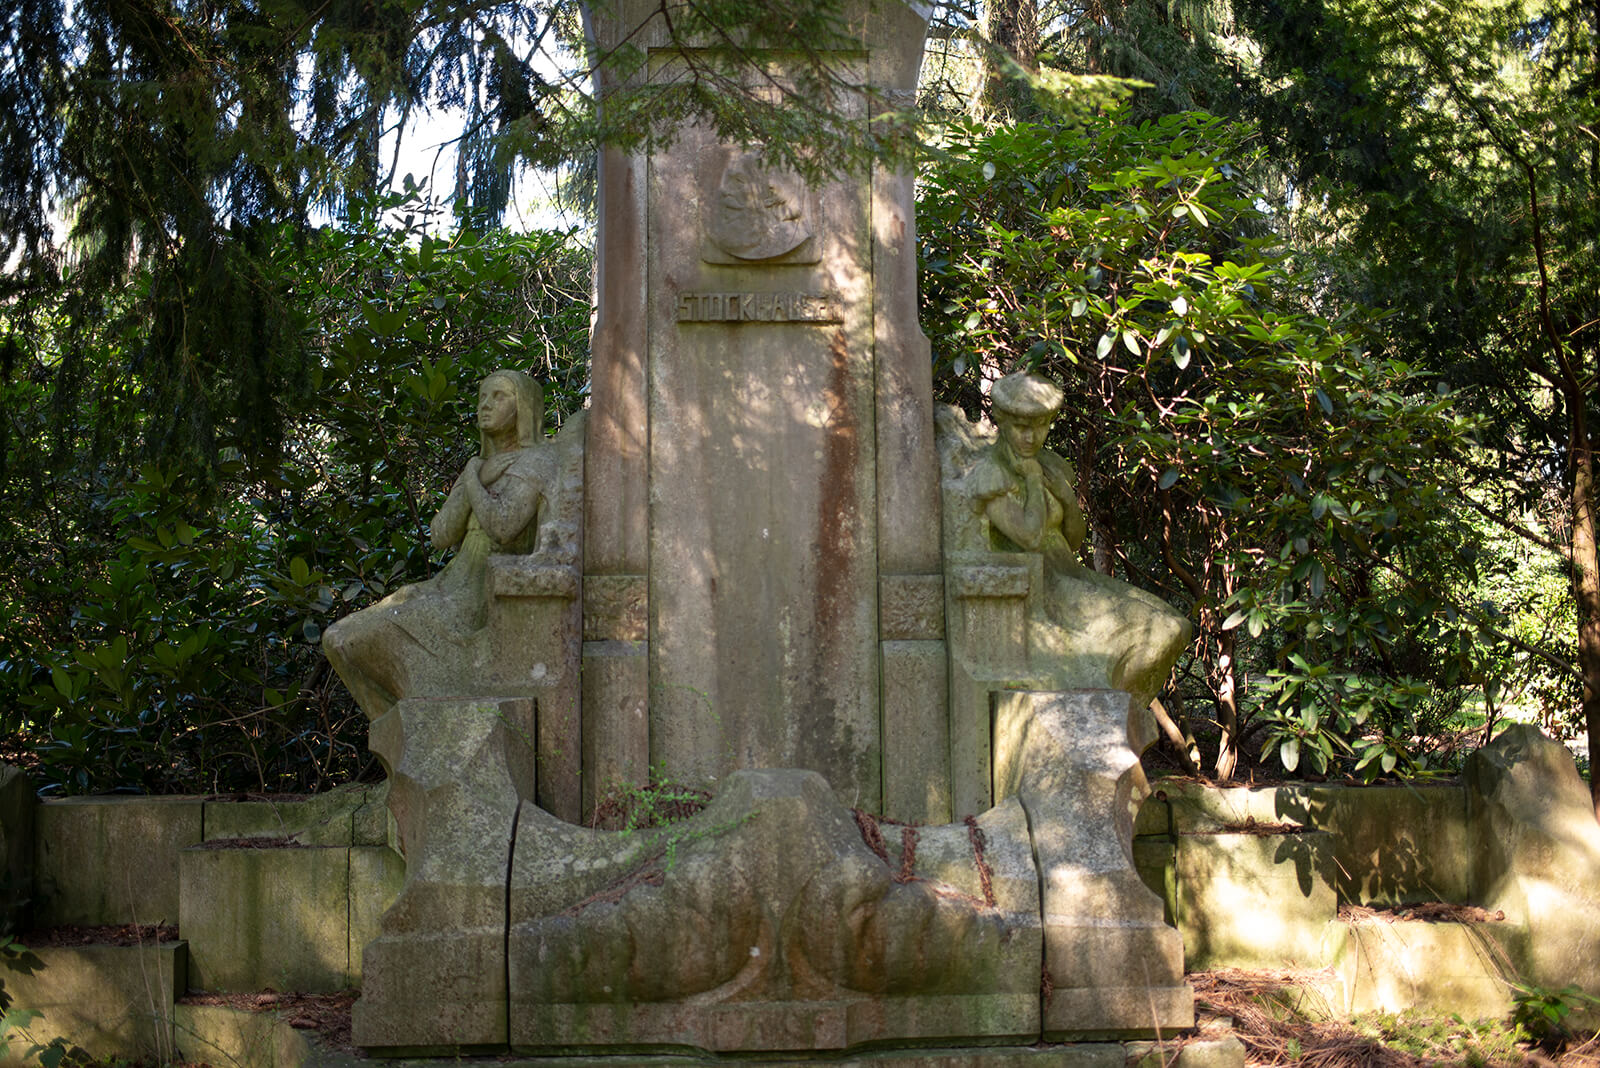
165, 970, 1600, 1068
1193, 968, 1599, 1067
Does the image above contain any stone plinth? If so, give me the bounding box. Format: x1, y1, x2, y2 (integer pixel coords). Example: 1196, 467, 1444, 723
1340, 916, 1518, 1018
1176, 831, 1339, 970
353, 697, 536, 1052
180, 845, 351, 992
33, 796, 202, 927
1466, 724, 1600, 1025
505, 769, 1041, 1053
198, 783, 385, 847
0, 940, 184, 1064
994, 691, 1193, 1038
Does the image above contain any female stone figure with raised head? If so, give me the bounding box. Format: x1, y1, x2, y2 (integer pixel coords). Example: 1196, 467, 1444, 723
971, 371, 1192, 705
324, 370, 549, 720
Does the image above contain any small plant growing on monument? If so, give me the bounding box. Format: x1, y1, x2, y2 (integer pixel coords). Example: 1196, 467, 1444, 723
587, 771, 755, 873
589, 772, 711, 832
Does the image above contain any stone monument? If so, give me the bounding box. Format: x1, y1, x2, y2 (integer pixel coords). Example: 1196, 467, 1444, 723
327, 0, 1197, 1054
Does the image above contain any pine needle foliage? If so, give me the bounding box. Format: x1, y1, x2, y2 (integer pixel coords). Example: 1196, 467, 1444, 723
0, 0, 907, 477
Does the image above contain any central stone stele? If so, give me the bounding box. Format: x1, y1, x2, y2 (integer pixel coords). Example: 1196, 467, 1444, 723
334, 0, 1196, 1055
580, 12, 934, 818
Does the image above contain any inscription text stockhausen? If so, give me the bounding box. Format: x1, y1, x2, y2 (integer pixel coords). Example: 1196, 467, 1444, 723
676, 291, 840, 324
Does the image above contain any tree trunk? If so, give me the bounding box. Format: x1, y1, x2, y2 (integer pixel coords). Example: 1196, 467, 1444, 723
975, 0, 1040, 122
1212, 630, 1240, 782
1584, 0, 1600, 824
1152, 693, 1202, 776
1571, 411, 1600, 821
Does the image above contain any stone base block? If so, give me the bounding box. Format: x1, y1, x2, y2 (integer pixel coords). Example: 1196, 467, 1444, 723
347, 846, 405, 983
0, 941, 184, 1065
1341, 918, 1517, 1018
817, 1048, 1125, 1068
179, 845, 351, 992
509, 994, 1040, 1053
1045, 922, 1185, 989
352, 931, 506, 1052
33, 796, 202, 926
200, 784, 385, 847
172, 1004, 311, 1068
1178, 831, 1338, 970
1127, 1036, 1246, 1068
1043, 983, 1194, 1040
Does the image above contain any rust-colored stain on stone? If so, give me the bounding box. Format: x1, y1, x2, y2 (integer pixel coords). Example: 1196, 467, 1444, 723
801, 328, 863, 777
814, 328, 859, 635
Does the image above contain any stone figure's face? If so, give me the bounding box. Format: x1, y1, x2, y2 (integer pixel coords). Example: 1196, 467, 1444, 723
998, 412, 1052, 460
478, 376, 518, 434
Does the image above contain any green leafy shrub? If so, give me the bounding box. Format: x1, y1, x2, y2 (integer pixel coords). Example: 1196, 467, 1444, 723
1510, 982, 1600, 1050
919, 106, 1484, 780
0, 192, 592, 794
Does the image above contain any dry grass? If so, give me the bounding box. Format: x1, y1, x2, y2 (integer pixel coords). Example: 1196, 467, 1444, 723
177, 990, 358, 1054
1194, 969, 1600, 1068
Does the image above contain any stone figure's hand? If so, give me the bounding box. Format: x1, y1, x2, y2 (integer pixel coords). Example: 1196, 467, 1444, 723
428, 513, 452, 550
428, 478, 470, 551
1015, 458, 1044, 480
465, 456, 484, 482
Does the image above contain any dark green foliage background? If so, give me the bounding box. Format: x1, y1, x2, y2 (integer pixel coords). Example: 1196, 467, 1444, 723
0, 195, 591, 794
0, 0, 1593, 796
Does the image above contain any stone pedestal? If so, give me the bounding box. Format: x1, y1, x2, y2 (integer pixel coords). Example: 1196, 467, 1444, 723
352, 697, 535, 1052
340, 2, 1201, 1054
994, 690, 1193, 1038
506, 770, 1042, 1053
1466, 724, 1600, 1025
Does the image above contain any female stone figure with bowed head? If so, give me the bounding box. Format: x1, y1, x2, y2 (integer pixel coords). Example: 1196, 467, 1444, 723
324, 370, 549, 720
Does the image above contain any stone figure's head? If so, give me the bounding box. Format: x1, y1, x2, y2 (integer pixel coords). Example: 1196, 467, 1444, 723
990, 371, 1063, 461
478, 370, 544, 455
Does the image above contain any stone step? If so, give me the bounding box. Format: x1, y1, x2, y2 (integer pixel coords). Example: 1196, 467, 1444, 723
0, 938, 185, 1067
178, 842, 402, 993
171, 1002, 1246, 1068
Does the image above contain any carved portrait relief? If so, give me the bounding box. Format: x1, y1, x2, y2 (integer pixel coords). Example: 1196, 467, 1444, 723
703, 149, 819, 264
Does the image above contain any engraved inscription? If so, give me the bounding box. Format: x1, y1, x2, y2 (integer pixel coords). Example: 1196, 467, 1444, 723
676, 291, 841, 324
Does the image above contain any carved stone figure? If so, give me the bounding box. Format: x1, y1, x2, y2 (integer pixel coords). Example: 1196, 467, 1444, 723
942, 371, 1192, 708
323, 370, 551, 721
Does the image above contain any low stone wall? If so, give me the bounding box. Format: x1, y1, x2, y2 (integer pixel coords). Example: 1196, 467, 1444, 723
1137, 780, 1477, 907
10, 784, 402, 999
0, 941, 185, 1067
1133, 780, 1483, 974
1131, 727, 1600, 1023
